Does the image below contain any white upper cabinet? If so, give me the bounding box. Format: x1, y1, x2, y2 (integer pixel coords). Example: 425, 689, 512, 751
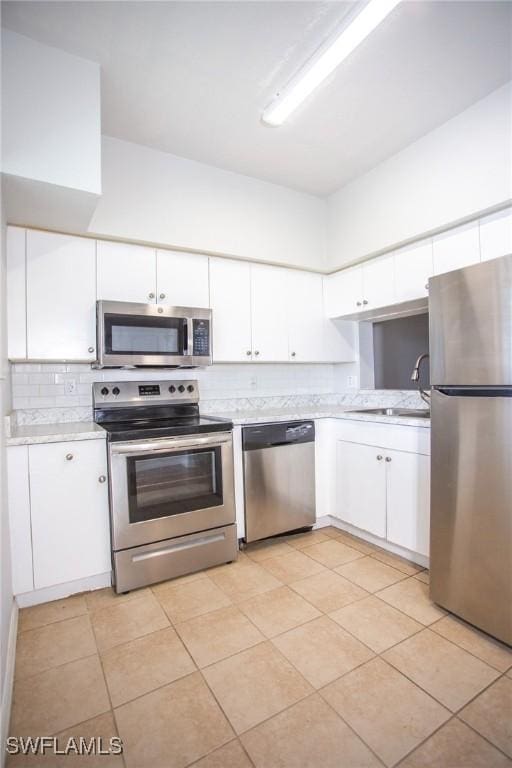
26, 230, 96, 361
250, 264, 289, 362
479, 209, 512, 263
287, 271, 325, 362
210, 258, 252, 362
29, 440, 110, 589
362, 253, 395, 309
7, 226, 27, 360
433, 222, 480, 275
324, 266, 363, 318
97, 240, 156, 304
156, 249, 210, 307
394, 240, 434, 303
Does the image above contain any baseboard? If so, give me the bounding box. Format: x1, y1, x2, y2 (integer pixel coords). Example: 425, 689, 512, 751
316, 516, 429, 569
1, 600, 18, 767
16, 572, 112, 609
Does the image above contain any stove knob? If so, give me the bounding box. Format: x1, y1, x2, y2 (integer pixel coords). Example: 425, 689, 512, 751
187, 385, 194, 393
112, 387, 120, 396
100, 387, 109, 396
168, 385, 176, 393
178, 385, 185, 393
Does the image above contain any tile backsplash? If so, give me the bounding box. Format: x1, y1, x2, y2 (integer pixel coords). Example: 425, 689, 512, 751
11, 362, 358, 411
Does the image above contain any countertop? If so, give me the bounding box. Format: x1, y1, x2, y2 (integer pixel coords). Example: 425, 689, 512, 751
207, 406, 431, 429
5, 406, 430, 446
6, 421, 106, 447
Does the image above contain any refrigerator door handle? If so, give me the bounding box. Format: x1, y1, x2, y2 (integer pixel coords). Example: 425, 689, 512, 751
435, 387, 512, 397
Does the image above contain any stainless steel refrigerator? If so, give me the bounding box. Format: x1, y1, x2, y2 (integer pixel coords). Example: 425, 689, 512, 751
429, 254, 512, 646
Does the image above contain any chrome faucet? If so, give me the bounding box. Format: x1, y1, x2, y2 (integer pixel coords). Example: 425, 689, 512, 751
411, 353, 431, 407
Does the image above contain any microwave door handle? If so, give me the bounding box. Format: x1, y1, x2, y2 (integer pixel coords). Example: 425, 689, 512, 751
183, 318, 189, 355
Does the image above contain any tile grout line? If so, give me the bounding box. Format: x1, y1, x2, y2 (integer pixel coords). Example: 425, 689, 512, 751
88, 600, 128, 768
11, 535, 510, 767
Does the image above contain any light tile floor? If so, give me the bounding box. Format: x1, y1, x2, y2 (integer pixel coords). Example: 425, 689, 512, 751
8, 526, 512, 768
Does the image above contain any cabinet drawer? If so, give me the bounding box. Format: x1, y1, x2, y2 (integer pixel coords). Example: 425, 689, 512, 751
329, 418, 430, 455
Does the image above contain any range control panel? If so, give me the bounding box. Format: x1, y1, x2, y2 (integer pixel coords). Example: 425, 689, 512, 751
93, 379, 200, 407
192, 319, 210, 357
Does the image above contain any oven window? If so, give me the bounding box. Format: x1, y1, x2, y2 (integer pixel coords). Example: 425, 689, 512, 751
127, 447, 223, 523
105, 313, 185, 356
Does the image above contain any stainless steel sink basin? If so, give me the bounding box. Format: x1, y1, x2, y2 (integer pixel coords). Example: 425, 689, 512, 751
348, 407, 430, 419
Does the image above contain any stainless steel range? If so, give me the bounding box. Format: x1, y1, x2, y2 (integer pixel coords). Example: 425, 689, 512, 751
93, 380, 237, 593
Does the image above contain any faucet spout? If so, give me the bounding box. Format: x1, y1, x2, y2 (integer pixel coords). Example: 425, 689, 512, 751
411, 353, 430, 406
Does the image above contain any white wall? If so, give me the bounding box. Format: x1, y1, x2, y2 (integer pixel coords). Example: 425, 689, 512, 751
0, 185, 14, 758
1, 30, 101, 195
89, 136, 326, 270
327, 82, 512, 270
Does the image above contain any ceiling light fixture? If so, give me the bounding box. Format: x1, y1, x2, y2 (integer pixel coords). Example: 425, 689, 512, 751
262, 0, 401, 127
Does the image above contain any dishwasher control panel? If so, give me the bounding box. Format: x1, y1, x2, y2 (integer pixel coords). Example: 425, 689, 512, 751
242, 420, 315, 451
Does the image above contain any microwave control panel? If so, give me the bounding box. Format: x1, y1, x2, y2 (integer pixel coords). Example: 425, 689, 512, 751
192, 319, 210, 356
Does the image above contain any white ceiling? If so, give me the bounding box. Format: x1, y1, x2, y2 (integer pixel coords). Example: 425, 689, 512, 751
3, 1, 511, 196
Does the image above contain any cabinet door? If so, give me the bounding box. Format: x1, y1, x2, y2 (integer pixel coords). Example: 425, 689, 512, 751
251, 264, 290, 362
433, 222, 480, 276
29, 440, 111, 589
7, 446, 33, 594
209, 258, 252, 361
335, 440, 387, 538
324, 267, 363, 318
7, 226, 27, 360
362, 253, 395, 309
386, 449, 430, 557
480, 209, 512, 263
250, 264, 289, 362
26, 231, 96, 361
97, 240, 156, 304
287, 271, 324, 361
156, 249, 209, 307
394, 240, 434, 303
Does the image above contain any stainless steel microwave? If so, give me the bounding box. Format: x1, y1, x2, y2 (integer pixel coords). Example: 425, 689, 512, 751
95, 301, 212, 368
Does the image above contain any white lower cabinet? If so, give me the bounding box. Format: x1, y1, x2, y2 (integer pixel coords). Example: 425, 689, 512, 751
332, 420, 430, 558
385, 448, 430, 557
336, 441, 386, 538
28, 440, 111, 590
7, 446, 33, 594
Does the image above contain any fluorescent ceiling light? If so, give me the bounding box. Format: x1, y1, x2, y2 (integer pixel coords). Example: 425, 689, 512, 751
262, 0, 401, 126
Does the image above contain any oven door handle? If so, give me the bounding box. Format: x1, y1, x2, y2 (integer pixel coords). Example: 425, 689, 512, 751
110, 432, 232, 455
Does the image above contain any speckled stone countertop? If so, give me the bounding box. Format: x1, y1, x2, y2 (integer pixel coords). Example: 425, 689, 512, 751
209, 406, 431, 429
5, 404, 430, 446
6, 421, 106, 447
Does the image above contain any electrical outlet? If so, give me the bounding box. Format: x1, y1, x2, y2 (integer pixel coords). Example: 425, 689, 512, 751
64, 379, 77, 395
347, 375, 358, 388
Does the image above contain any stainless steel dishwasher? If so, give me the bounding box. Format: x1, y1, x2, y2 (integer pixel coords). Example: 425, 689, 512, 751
242, 421, 316, 543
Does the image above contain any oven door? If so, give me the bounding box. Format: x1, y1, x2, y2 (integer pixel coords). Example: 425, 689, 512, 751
109, 432, 235, 550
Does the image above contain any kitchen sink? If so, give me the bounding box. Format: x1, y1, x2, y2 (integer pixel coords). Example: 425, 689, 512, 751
348, 407, 430, 419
